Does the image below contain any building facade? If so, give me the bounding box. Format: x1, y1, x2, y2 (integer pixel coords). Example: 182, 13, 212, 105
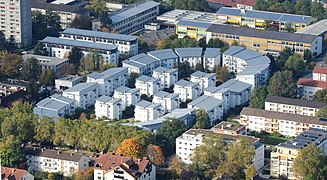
134, 100, 163, 122
176, 20, 211, 40
152, 67, 178, 89
313, 66, 327, 81
190, 71, 216, 94
174, 80, 201, 102
113, 86, 140, 110
297, 78, 327, 100
94, 96, 122, 120
203, 48, 221, 71
135, 75, 161, 97
152, 91, 180, 113
55, 75, 83, 91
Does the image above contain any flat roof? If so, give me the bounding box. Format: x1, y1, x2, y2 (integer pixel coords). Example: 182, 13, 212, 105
22, 54, 68, 66
213, 121, 245, 131
296, 19, 327, 36
32, 1, 89, 14
157, 9, 217, 24
265, 96, 327, 109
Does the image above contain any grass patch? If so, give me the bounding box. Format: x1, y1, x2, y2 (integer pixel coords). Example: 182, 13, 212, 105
260, 136, 289, 145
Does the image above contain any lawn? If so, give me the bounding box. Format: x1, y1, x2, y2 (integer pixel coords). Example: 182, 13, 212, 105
260, 136, 289, 145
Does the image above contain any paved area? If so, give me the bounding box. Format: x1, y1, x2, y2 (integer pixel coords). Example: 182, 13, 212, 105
137, 27, 175, 47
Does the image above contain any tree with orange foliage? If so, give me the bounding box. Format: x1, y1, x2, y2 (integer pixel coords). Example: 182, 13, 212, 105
146, 144, 164, 166
116, 138, 144, 158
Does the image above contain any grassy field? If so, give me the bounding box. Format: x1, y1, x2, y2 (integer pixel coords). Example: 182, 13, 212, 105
259, 135, 289, 145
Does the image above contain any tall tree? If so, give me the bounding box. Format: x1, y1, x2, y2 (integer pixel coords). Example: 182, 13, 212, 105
207, 38, 224, 48
71, 16, 91, 30
0, 135, 25, 167
249, 86, 268, 109
21, 57, 41, 81
32, 11, 62, 40
40, 69, 55, 87
34, 117, 55, 145
68, 47, 83, 73
194, 109, 210, 129
116, 138, 144, 158
146, 144, 164, 166
212, 66, 231, 83
0, 31, 7, 51
178, 61, 193, 79
317, 106, 327, 118
284, 53, 306, 78
0, 51, 22, 78
246, 165, 257, 180
313, 89, 327, 103
34, 43, 49, 56
168, 155, 184, 178
267, 70, 297, 98
128, 72, 139, 88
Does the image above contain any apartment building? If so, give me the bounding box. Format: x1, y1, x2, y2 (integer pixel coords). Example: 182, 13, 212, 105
175, 48, 203, 67
152, 91, 180, 113
122, 53, 160, 75
113, 86, 140, 110
1, 166, 34, 180
313, 66, 327, 81
216, 7, 313, 32
60, 28, 138, 56
0, 78, 28, 96
152, 67, 178, 89
204, 87, 230, 114
174, 80, 201, 102
240, 107, 327, 137
0, 0, 32, 47
31, 2, 90, 29
86, 67, 128, 96
297, 78, 327, 100
187, 95, 224, 125
134, 100, 163, 122
147, 49, 179, 69
25, 147, 89, 176
33, 94, 76, 119
109, 1, 160, 34
176, 20, 211, 40
270, 128, 327, 179
190, 71, 216, 94
176, 129, 264, 171
55, 75, 83, 91
208, 0, 256, 10
265, 96, 326, 117
94, 153, 156, 180
94, 96, 122, 120
203, 48, 221, 71
41, 37, 119, 65
206, 24, 323, 56
62, 82, 99, 109
135, 75, 161, 97
22, 54, 69, 76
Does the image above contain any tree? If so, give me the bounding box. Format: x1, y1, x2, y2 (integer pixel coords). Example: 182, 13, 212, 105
75, 168, 94, 180
194, 63, 204, 72
34, 117, 55, 145
249, 86, 268, 109
313, 89, 327, 103
246, 165, 256, 180
40, 69, 55, 87
68, 47, 83, 73
146, 144, 164, 166
284, 53, 306, 78
304, 49, 312, 62
212, 66, 231, 83
168, 155, 184, 178
100, 63, 116, 72
178, 61, 193, 79
157, 40, 166, 50
0, 31, 7, 51
0, 135, 25, 167
34, 43, 49, 56
293, 144, 327, 180
317, 106, 327, 117
21, 57, 41, 81
116, 138, 144, 158
279, 47, 294, 62
71, 16, 91, 29
0, 51, 22, 78
32, 11, 62, 40
85, 0, 108, 19
267, 71, 297, 98
207, 38, 225, 48
194, 109, 210, 129
88, 49, 104, 71
128, 72, 139, 88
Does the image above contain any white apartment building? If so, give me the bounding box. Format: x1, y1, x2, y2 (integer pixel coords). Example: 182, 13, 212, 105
0, 0, 32, 47
1, 166, 34, 180
134, 100, 163, 122
203, 48, 221, 70
313, 66, 327, 81
55, 75, 83, 91
135, 75, 161, 97
113, 86, 140, 110
152, 67, 178, 89
297, 78, 327, 100
240, 107, 327, 137
25, 147, 89, 176
123, 53, 160, 76
147, 49, 179, 69
86, 67, 128, 96
190, 71, 216, 94
152, 91, 180, 113
41, 37, 119, 65
175, 129, 264, 171
265, 96, 327, 116
62, 82, 99, 109
204, 87, 230, 114
94, 153, 156, 180
109, 1, 160, 34
0, 78, 28, 96
175, 48, 203, 67
174, 80, 201, 102
95, 96, 122, 120
60, 28, 138, 56
187, 95, 224, 125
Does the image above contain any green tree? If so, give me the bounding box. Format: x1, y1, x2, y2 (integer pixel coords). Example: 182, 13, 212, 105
40, 69, 55, 87
313, 89, 327, 103
71, 16, 91, 29
293, 144, 327, 180
207, 38, 224, 48
88, 49, 104, 71
34, 43, 49, 56
0, 51, 22, 78
249, 86, 267, 109
284, 53, 306, 78
85, 0, 108, 19
0, 31, 7, 51
68, 47, 83, 73
310, 1, 326, 20
21, 57, 42, 81
212, 66, 231, 83
194, 109, 210, 129
178, 61, 193, 79
128, 72, 139, 88
279, 47, 294, 62
194, 63, 204, 71
168, 155, 184, 178
304, 49, 312, 62
246, 165, 257, 180
317, 106, 327, 117
34, 117, 55, 145
0, 136, 25, 167
267, 71, 297, 98
32, 11, 61, 40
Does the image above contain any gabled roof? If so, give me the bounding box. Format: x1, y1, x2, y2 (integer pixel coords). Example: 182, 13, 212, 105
87, 68, 127, 80
313, 66, 327, 74
176, 20, 212, 29
297, 78, 327, 89
296, 19, 327, 36
0, 90, 33, 108
1, 167, 29, 180
217, 79, 251, 93
265, 96, 327, 109
63, 82, 98, 93
24, 147, 85, 162
129, 53, 159, 65
203, 48, 221, 58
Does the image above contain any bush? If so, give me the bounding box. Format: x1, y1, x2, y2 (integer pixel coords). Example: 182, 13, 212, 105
90, 114, 96, 119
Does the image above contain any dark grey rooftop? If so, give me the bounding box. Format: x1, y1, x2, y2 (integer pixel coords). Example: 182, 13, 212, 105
265, 96, 327, 109
147, 49, 178, 60
175, 48, 203, 58
203, 48, 221, 58
32, 1, 89, 14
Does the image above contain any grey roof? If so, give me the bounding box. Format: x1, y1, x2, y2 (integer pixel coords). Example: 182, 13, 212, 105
223, 46, 246, 56
22, 54, 68, 66
188, 95, 223, 111
32, 1, 90, 14
265, 96, 327, 109
296, 19, 327, 36
136, 100, 152, 108
217, 7, 312, 24
147, 49, 178, 60
129, 53, 159, 65
157, 9, 217, 24
63, 82, 98, 93
56, 75, 82, 82
122, 60, 146, 68
61, 28, 138, 41
136, 75, 153, 82
154, 91, 178, 99
191, 71, 207, 78
217, 79, 251, 93
175, 48, 203, 58
176, 20, 212, 29
87, 67, 127, 80
33, 107, 59, 118
25, 147, 84, 162
115, 86, 131, 93
36, 98, 67, 110
207, 24, 318, 44
153, 67, 177, 74
203, 48, 221, 58
51, 94, 75, 104
175, 79, 191, 87
41, 37, 118, 51
96, 96, 112, 103
110, 1, 160, 24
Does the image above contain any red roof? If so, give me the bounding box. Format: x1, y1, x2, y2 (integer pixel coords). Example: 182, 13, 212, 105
313, 66, 327, 74
1, 167, 28, 180
297, 78, 327, 89
207, 0, 257, 7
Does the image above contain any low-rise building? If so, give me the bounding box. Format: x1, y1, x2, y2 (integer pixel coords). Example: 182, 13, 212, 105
240, 107, 327, 137
94, 153, 156, 180
176, 20, 211, 40
297, 78, 327, 100
123, 53, 160, 75
313, 66, 327, 81
175, 48, 203, 68
134, 100, 163, 122
152, 67, 178, 89
174, 80, 201, 102
187, 95, 224, 125
86, 67, 128, 96
0, 78, 28, 97
113, 86, 140, 110
55, 75, 83, 91
190, 71, 216, 94
152, 91, 180, 113
212, 121, 246, 135
203, 48, 221, 70
60, 28, 138, 56
270, 128, 327, 179
1, 166, 34, 180
95, 96, 122, 120
135, 75, 161, 97
33, 94, 76, 119
25, 147, 89, 176
62, 82, 99, 109
0, 90, 35, 108
147, 49, 179, 69
265, 96, 327, 116
208, 0, 256, 10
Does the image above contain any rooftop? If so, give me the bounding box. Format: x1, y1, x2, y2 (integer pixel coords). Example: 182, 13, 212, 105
0, 78, 28, 87
296, 19, 327, 36
265, 96, 327, 109
63, 82, 98, 93
174, 48, 203, 58
147, 49, 178, 60
153, 91, 178, 99
191, 71, 215, 78
313, 66, 327, 74
25, 147, 84, 162
22, 54, 68, 66
203, 48, 221, 58
208, 0, 256, 7
212, 121, 245, 132
136, 100, 160, 109
153, 67, 177, 74
157, 9, 217, 24
136, 75, 159, 83
32, 1, 89, 14
56, 75, 82, 82
175, 79, 198, 88
216, 79, 251, 93
129, 53, 159, 65
297, 78, 327, 89
87, 67, 127, 80
176, 20, 212, 29
122, 60, 146, 68
188, 95, 224, 111
114, 86, 139, 94
35, 97, 68, 111
1, 167, 29, 180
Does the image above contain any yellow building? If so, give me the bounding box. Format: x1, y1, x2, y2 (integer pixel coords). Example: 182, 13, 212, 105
176, 20, 211, 40
206, 24, 323, 57
270, 128, 327, 179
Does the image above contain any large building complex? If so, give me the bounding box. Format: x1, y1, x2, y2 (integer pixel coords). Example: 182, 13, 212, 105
206, 24, 323, 57
207, 0, 256, 10
0, 0, 32, 47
